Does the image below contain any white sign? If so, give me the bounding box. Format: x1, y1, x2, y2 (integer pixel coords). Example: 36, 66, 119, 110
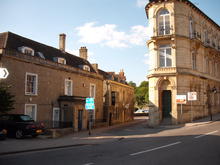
0, 68, 9, 79
176, 95, 187, 104
85, 98, 95, 110
188, 92, 197, 101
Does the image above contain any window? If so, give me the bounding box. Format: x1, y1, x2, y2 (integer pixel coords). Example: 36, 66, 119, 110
157, 9, 170, 35
18, 46, 34, 56
206, 58, 209, 74
58, 58, 66, 64
53, 57, 66, 64
25, 104, 37, 121
204, 30, 209, 44
111, 91, 116, 106
25, 73, 38, 95
37, 52, 45, 59
159, 45, 172, 67
189, 17, 195, 39
192, 51, 196, 70
83, 65, 90, 72
65, 79, 72, 96
90, 83, 96, 98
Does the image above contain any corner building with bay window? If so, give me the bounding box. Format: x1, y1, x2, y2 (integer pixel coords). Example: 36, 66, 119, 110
146, 0, 220, 125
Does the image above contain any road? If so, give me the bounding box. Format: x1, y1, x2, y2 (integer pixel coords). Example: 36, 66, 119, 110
0, 120, 220, 165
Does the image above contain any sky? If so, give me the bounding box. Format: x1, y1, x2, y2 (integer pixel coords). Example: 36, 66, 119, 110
1, 0, 220, 86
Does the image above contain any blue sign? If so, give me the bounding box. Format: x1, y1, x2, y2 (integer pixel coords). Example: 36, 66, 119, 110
85, 98, 95, 110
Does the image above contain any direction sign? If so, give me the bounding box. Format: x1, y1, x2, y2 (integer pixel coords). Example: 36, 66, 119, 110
176, 95, 187, 104
85, 98, 95, 110
187, 92, 197, 101
0, 68, 9, 79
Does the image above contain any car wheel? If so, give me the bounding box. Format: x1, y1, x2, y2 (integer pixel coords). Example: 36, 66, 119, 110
15, 130, 24, 139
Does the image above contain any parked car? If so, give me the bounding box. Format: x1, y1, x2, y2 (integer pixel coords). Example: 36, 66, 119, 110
0, 114, 45, 139
134, 109, 149, 116
0, 128, 7, 140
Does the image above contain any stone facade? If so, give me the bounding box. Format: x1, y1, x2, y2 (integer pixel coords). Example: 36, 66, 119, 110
146, 0, 220, 125
0, 32, 134, 131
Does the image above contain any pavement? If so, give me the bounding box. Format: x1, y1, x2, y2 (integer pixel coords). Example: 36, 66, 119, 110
0, 114, 220, 156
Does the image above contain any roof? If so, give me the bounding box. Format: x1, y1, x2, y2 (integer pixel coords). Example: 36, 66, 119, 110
98, 69, 127, 84
145, 0, 220, 31
0, 32, 96, 73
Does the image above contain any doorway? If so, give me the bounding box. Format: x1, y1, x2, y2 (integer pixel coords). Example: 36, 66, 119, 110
162, 90, 172, 119
78, 110, 83, 131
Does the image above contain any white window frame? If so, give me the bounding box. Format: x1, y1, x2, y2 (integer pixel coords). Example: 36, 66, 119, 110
90, 83, 96, 98
58, 57, 66, 64
25, 104, 37, 121
65, 79, 73, 96
83, 65, 90, 72
18, 46, 34, 56
158, 45, 172, 67
25, 72, 38, 95
157, 9, 170, 35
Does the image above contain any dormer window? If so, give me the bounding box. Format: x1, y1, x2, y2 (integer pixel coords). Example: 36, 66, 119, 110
53, 57, 66, 64
37, 52, 45, 59
83, 65, 90, 71
18, 46, 34, 56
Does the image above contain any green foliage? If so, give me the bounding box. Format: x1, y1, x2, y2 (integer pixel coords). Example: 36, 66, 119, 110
0, 83, 15, 114
128, 81, 136, 88
135, 81, 149, 109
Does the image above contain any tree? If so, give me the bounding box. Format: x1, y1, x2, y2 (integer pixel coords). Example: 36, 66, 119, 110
0, 83, 15, 114
135, 81, 149, 109
128, 81, 136, 88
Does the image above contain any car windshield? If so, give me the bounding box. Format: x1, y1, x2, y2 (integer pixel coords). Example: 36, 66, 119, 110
19, 115, 33, 121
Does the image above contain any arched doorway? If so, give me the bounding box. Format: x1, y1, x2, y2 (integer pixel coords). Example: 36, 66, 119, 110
159, 79, 172, 123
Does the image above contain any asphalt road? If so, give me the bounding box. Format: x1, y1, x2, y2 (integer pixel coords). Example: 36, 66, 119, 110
0, 120, 220, 165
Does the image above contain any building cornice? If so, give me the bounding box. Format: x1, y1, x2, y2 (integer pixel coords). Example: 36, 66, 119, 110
145, 0, 220, 31
107, 80, 134, 90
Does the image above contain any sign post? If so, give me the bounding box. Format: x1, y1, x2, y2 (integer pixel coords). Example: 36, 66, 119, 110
176, 95, 187, 123
187, 92, 197, 122
85, 98, 95, 136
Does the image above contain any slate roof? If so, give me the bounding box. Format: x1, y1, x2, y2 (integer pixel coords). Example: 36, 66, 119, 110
0, 32, 96, 73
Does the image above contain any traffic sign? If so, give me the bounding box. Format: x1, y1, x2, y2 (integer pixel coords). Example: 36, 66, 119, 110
85, 98, 95, 110
0, 68, 9, 79
188, 92, 197, 101
176, 95, 187, 104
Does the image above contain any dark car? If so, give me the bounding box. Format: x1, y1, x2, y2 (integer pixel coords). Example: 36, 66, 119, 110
0, 114, 45, 139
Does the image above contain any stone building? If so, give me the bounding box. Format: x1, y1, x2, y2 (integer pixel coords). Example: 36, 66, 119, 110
146, 0, 220, 125
99, 70, 134, 125
0, 32, 134, 132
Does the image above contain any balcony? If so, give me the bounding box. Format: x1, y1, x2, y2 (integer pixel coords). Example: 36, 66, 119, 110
152, 26, 173, 37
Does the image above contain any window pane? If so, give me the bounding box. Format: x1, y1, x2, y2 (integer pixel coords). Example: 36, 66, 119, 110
160, 55, 165, 67
166, 48, 171, 56
166, 58, 172, 66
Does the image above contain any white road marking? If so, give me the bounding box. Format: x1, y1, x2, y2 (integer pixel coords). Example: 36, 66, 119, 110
83, 163, 94, 165
194, 130, 219, 139
130, 141, 182, 156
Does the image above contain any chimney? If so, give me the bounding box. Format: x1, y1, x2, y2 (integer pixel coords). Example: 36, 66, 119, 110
79, 47, 88, 60
92, 63, 98, 72
59, 33, 66, 52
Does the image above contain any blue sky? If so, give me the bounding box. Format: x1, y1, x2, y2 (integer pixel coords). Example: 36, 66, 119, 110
1, 0, 220, 85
